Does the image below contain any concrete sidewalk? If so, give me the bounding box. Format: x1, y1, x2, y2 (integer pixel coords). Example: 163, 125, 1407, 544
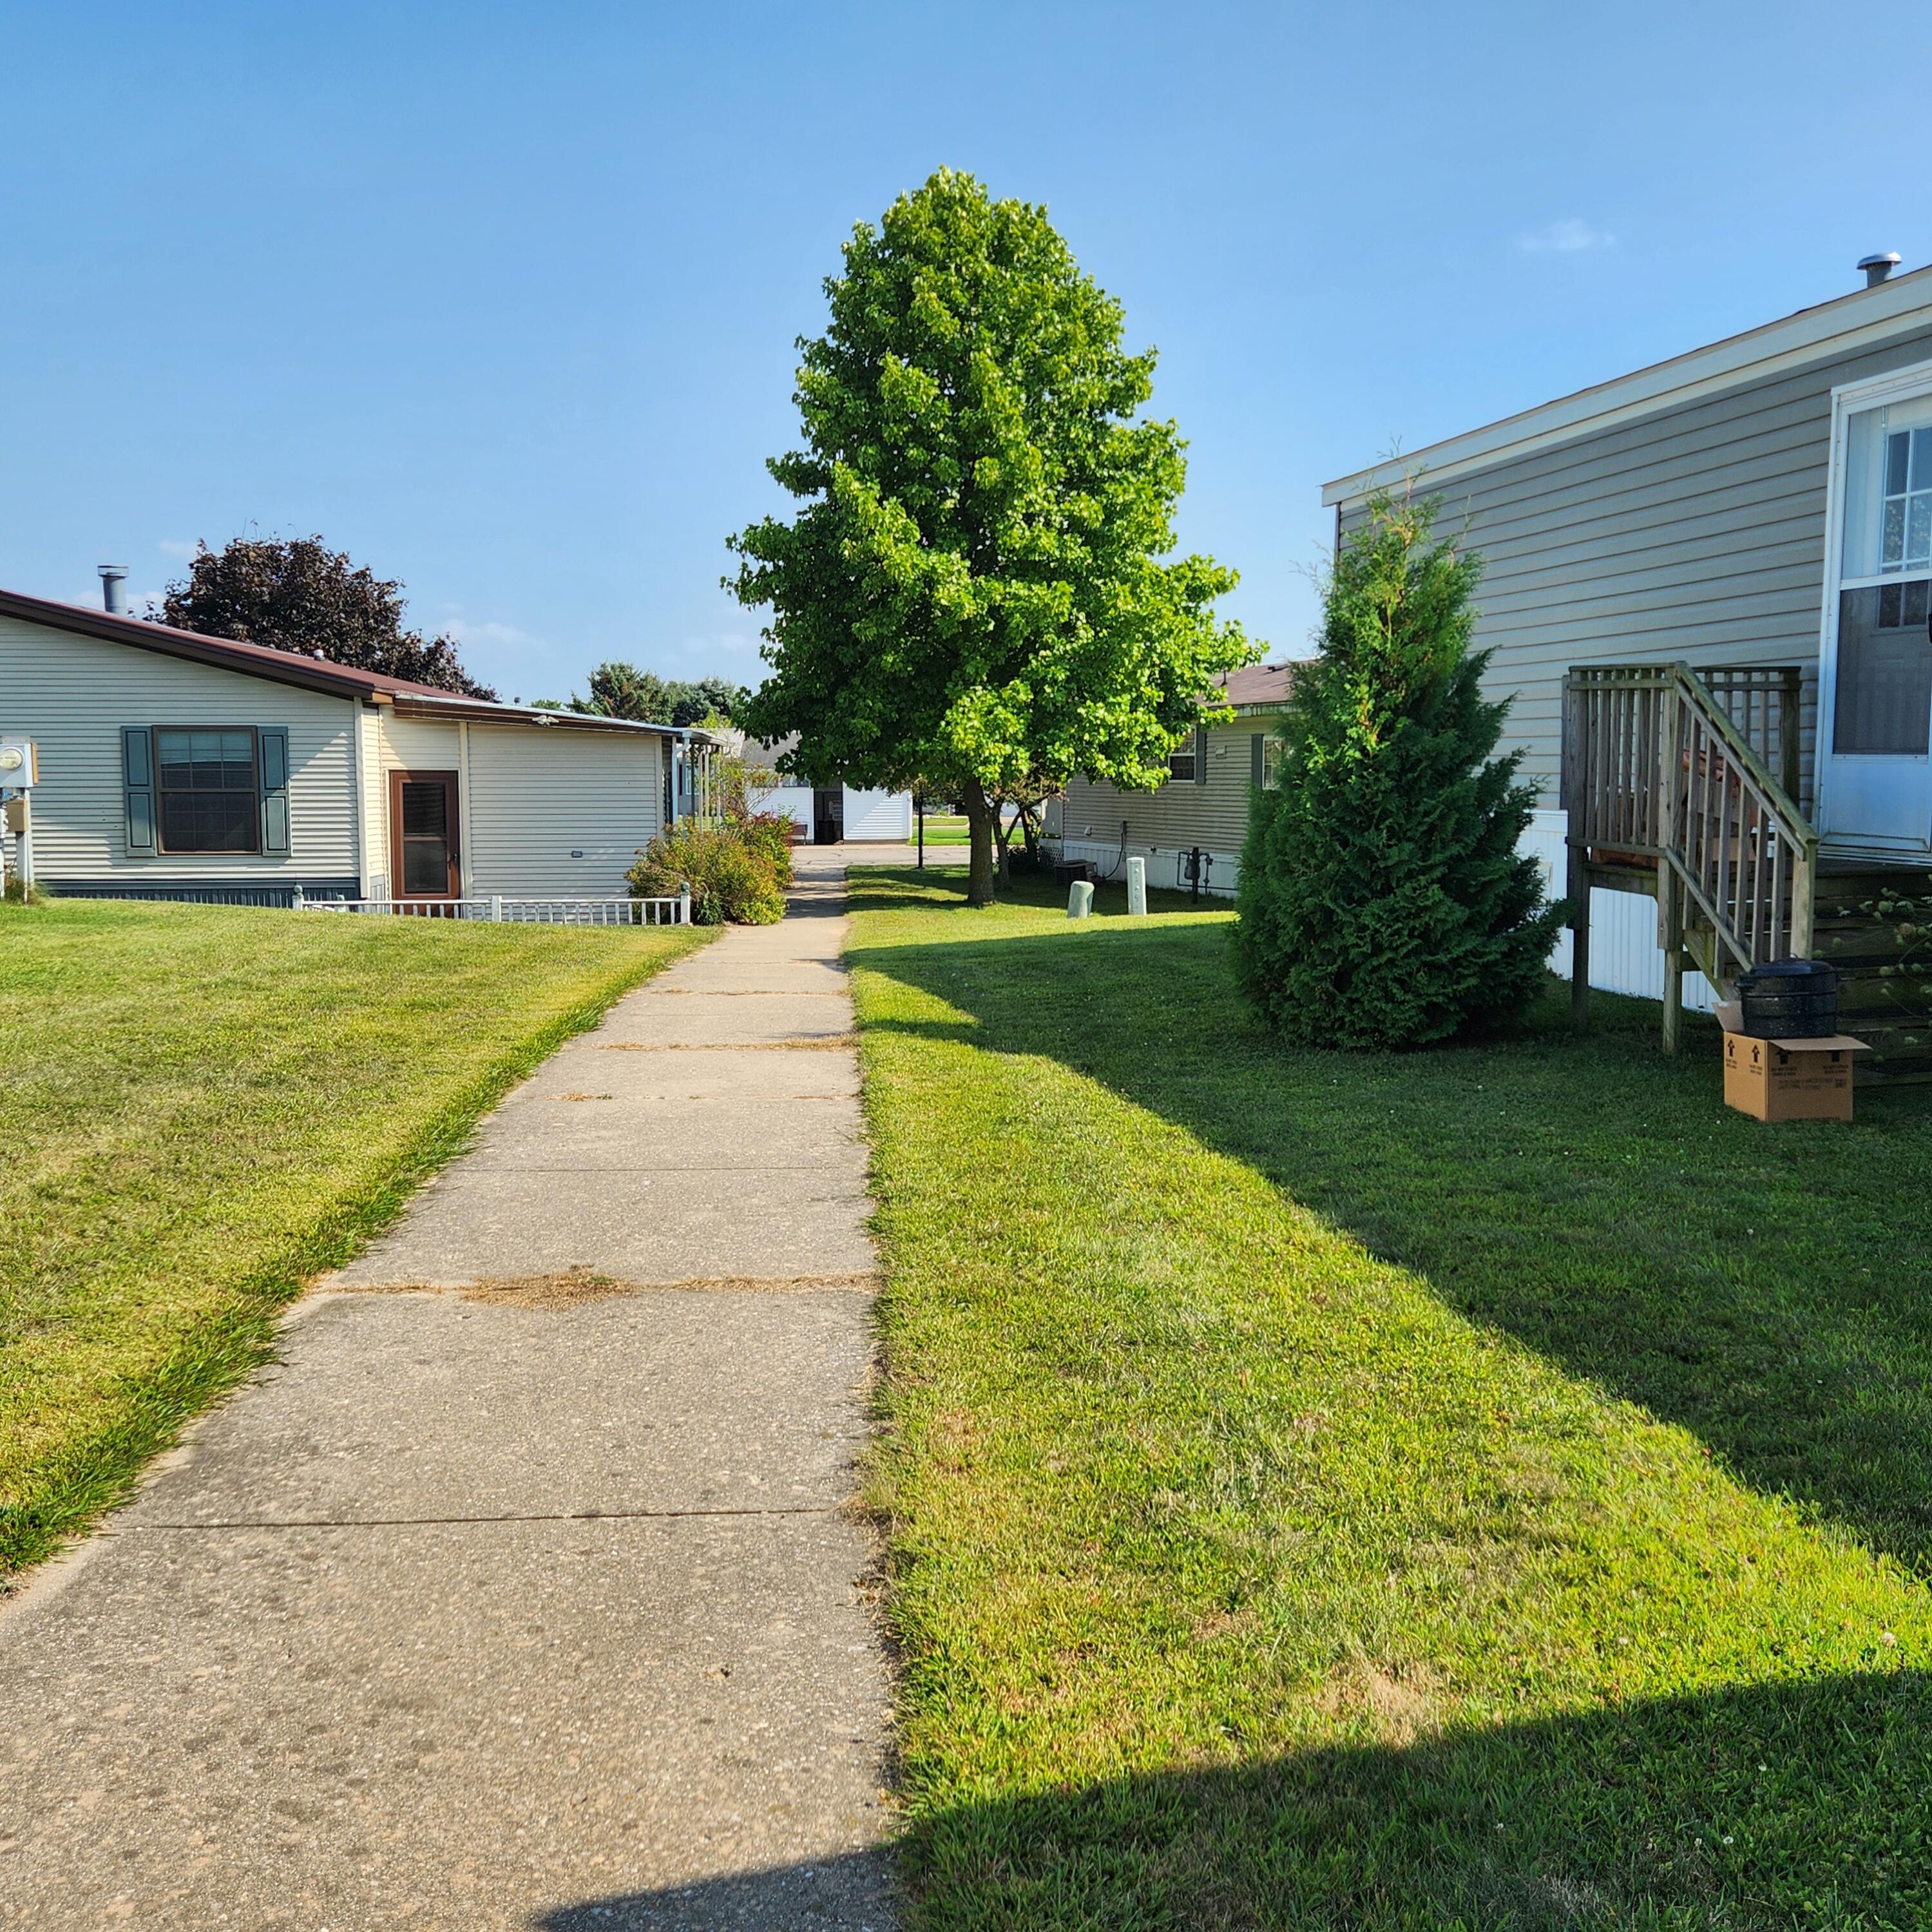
0, 851, 894, 1930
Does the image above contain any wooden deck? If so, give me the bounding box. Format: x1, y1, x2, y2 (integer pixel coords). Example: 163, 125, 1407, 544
1562, 663, 1931, 1081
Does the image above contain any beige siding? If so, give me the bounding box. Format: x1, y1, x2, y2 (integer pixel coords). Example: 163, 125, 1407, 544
1061, 718, 1272, 859
376, 714, 462, 777
461, 724, 664, 898
0, 615, 358, 884
1339, 326, 1932, 812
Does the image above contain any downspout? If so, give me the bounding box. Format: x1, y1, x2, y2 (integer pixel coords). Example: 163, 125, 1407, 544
350, 697, 372, 897
456, 720, 473, 895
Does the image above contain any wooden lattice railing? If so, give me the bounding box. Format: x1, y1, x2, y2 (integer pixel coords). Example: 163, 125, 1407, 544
1561, 662, 1816, 1044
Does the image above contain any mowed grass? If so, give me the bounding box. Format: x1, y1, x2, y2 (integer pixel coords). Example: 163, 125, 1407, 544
0, 898, 707, 1579
846, 867, 1932, 1929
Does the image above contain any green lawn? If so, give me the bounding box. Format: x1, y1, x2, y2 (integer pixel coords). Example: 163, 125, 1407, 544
917, 814, 971, 845
846, 867, 1932, 1929
0, 899, 707, 1580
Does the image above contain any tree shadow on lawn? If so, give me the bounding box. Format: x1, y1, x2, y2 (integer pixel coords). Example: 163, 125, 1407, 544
534, 1671, 1932, 1929
853, 897, 1932, 1578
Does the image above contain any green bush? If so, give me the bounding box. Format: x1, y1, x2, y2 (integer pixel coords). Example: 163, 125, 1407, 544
627, 821, 787, 926
738, 810, 798, 888
1235, 487, 1562, 1049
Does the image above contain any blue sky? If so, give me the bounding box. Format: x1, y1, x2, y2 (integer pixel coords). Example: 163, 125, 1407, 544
3, 1, 1926, 699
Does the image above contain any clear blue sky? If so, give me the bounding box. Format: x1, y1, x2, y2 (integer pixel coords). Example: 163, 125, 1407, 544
4, 1, 1926, 700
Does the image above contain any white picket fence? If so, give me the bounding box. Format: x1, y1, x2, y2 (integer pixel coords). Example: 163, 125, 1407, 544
299, 890, 689, 926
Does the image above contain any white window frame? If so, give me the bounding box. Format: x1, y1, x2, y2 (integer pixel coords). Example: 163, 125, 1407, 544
1814, 355, 1932, 836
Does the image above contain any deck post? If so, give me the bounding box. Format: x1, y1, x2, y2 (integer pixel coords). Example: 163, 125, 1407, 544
1657, 676, 1683, 1053
1779, 667, 1803, 805
1659, 867, 1685, 1054
1792, 839, 1816, 961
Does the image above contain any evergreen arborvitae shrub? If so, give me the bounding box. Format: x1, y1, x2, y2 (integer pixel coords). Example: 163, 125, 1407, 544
1235, 488, 1563, 1048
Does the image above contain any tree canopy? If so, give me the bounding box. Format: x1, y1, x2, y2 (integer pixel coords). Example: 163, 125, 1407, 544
557, 662, 751, 728
158, 536, 495, 699
729, 167, 1250, 900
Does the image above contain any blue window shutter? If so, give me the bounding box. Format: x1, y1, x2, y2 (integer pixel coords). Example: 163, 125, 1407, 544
1194, 725, 1209, 785
259, 727, 291, 856
1252, 733, 1264, 789
123, 727, 157, 856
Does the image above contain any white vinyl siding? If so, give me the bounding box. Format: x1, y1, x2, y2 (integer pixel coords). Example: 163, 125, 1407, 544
841, 787, 911, 840
0, 616, 358, 883
460, 723, 664, 897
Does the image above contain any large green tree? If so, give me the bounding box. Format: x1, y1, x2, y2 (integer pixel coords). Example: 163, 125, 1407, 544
729, 168, 1249, 902
1236, 488, 1562, 1048
158, 535, 495, 699
560, 663, 749, 728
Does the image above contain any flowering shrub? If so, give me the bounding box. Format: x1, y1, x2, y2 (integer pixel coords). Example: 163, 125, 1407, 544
627, 821, 786, 926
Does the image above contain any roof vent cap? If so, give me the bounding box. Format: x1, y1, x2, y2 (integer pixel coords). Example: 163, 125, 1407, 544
97, 564, 128, 615
1859, 251, 1902, 289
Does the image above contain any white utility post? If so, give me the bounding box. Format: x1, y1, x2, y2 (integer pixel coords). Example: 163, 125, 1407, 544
0, 738, 39, 895
1067, 879, 1094, 919
1125, 854, 1147, 916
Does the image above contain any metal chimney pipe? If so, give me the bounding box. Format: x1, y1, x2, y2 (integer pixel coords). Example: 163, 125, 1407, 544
1858, 252, 1902, 289
98, 564, 128, 614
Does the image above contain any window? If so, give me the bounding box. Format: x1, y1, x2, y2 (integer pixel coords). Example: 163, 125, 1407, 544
1880, 426, 1932, 575
155, 729, 260, 853
1166, 741, 1196, 783
1262, 736, 1283, 790
1834, 399, 1932, 756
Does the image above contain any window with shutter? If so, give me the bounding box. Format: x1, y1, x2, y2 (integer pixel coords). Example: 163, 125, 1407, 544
259, 728, 291, 856
122, 727, 157, 856
155, 729, 261, 853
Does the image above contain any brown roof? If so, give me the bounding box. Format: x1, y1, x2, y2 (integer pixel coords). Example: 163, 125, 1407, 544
1215, 662, 1299, 709
0, 586, 689, 736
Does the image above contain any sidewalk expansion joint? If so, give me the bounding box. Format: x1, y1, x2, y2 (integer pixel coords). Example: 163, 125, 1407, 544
599, 1038, 857, 1052
126, 1504, 841, 1532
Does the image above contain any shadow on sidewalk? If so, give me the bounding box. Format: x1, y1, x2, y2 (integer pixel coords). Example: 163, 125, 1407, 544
535, 1846, 893, 1929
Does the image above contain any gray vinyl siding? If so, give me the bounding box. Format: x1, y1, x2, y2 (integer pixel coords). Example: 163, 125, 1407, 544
0, 616, 359, 884
1061, 718, 1275, 857
1341, 324, 1932, 814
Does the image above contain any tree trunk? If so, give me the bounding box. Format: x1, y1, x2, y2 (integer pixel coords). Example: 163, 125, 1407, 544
1019, 801, 1040, 864
962, 777, 996, 906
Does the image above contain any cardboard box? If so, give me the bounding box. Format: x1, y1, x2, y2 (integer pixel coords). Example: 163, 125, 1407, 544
1714, 1002, 1868, 1122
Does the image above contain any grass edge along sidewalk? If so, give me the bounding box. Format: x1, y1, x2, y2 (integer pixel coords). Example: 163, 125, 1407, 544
845, 866, 1932, 1930
0, 900, 709, 1583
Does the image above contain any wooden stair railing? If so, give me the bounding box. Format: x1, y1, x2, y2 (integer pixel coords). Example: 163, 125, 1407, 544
1562, 662, 1816, 1049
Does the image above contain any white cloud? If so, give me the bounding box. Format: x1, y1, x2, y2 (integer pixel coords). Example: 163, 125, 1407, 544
441, 616, 535, 649
1516, 218, 1616, 255
658, 630, 765, 678
156, 539, 199, 560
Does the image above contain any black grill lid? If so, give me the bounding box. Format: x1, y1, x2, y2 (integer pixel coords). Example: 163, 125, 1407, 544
1737, 957, 1838, 993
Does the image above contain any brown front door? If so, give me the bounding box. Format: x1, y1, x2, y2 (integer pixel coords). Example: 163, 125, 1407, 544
390, 770, 461, 899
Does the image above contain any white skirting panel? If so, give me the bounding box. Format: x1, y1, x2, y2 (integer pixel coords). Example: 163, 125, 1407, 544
1522, 810, 1717, 1010
1056, 837, 1242, 897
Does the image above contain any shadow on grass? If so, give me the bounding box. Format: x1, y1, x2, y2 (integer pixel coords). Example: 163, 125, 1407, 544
850, 873, 1932, 1577
534, 1672, 1931, 1928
